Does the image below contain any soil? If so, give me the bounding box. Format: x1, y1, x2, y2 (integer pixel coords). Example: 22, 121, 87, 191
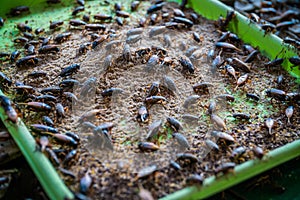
0, 0, 299, 199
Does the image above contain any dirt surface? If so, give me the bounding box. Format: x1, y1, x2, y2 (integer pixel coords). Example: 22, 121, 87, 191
0, 1, 300, 199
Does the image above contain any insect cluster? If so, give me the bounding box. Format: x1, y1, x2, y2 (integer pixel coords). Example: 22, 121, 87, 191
0, 0, 299, 199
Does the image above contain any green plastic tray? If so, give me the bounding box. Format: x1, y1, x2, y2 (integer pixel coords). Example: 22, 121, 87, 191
0, 0, 300, 200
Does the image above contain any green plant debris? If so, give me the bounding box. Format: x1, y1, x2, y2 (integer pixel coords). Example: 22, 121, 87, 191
221, 88, 279, 125
166, 128, 173, 140
158, 135, 166, 143
123, 140, 132, 146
